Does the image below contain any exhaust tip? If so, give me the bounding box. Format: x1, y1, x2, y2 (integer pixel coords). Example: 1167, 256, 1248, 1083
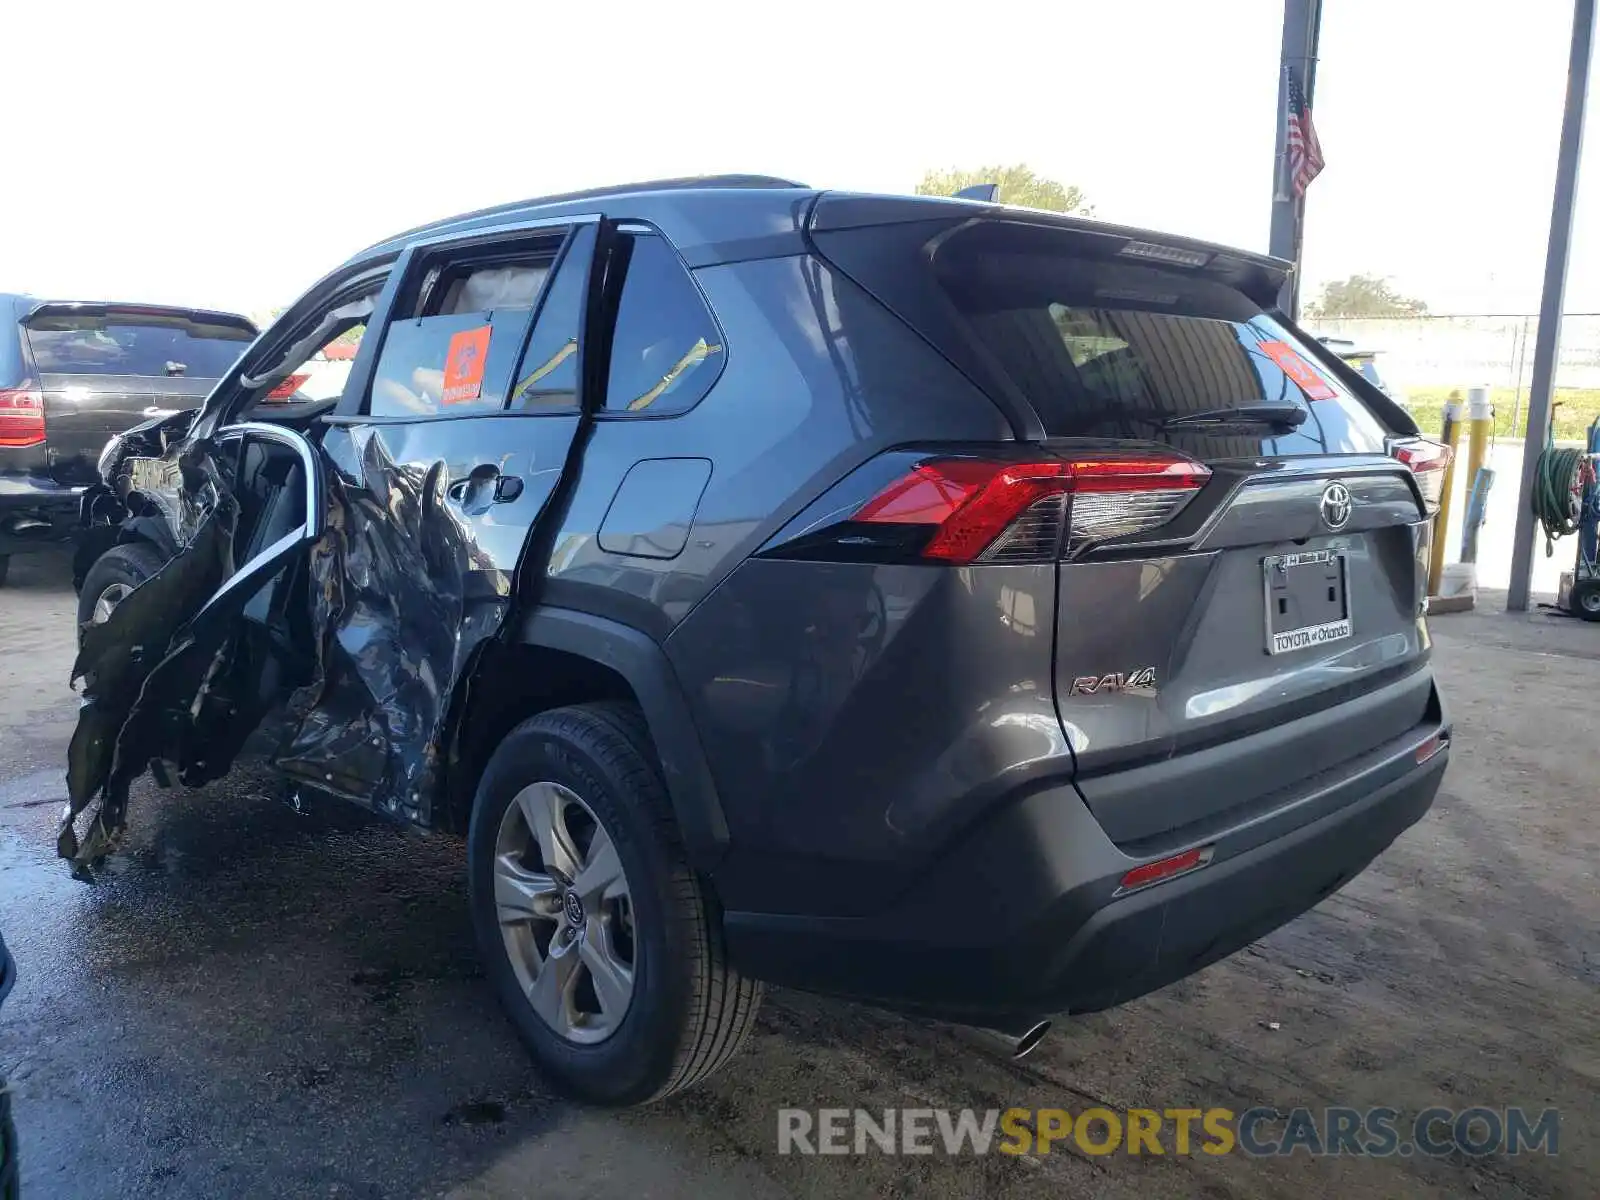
1012, 1019, 1052, 1059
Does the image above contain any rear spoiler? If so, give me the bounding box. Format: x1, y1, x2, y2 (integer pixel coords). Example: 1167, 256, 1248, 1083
808, 192, 1293, 311
23, 300, 258, 336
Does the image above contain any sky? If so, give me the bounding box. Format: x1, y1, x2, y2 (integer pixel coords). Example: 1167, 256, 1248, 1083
2, 0, 1595, 319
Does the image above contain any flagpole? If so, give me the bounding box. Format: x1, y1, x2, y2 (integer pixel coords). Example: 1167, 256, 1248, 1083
1269, 0, 1324, 318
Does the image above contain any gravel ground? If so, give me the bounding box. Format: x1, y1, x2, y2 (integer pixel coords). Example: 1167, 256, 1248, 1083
1, 549, 1595, 1199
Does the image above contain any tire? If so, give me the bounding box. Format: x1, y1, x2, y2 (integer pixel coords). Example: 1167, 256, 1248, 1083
1572, 578, 1600, 622
0, 1075, 14, 1200
0, 555, 9, 588
467, 701, 762, 1106
76, 541, 167, 630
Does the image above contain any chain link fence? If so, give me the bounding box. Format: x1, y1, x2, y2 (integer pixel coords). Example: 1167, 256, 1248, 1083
1308, 314, 1600, 441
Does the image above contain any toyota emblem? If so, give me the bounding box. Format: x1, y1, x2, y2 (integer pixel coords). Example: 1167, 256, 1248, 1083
1320, 481, 1353, 531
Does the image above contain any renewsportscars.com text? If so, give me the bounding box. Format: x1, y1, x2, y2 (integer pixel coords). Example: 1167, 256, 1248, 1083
777, 1106, 1559, 1158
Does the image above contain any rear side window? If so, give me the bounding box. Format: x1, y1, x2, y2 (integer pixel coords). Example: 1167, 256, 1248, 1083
602, 231, 723, 414
434, 263, 550, 316
366, 234, 587, 417
23, 311, 254, 378
368, 308, 532, 416
0, 313, 24, 388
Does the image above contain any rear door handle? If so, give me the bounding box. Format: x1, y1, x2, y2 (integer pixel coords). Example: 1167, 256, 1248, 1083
446, 465, 522, 511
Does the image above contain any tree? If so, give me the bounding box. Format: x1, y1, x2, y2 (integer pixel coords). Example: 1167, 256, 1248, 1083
915, 165, 1093, 215
1303, 274, 1430, 319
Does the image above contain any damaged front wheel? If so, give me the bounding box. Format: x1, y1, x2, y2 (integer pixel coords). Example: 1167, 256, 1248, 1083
75, 541, 167, 632
467, 702, 762, 1105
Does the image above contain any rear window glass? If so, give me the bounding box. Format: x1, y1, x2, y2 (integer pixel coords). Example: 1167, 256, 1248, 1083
368, 309, 532, 416
932, 227, 1389, 457
24, 312, 253, 378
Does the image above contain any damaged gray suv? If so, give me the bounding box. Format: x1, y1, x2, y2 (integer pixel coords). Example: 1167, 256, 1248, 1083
69, 176, 1453, 1105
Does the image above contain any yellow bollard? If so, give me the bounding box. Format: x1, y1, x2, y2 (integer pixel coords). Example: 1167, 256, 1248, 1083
1463, 386, 1493, 505
1427, 392, 1465, 597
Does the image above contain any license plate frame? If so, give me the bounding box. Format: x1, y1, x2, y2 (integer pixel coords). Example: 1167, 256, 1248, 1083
1263, 548, 1352, 655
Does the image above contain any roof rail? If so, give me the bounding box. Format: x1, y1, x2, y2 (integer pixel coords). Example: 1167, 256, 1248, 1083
373, 174, 810, 251
518, 174, 809, 207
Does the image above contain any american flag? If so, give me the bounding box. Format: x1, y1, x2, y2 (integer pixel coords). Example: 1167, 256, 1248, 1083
1284, 65, 1325, 198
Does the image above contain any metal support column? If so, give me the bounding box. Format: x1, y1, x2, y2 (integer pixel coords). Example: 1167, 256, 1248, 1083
1508, 0, 1596, 611
1269, 0, 1324, 317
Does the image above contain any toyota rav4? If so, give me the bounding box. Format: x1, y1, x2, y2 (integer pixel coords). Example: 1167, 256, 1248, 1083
69, 175, 1452, 1105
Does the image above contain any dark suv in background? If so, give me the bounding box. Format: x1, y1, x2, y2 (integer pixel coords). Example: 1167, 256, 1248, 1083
69, 177, 1451, 1105
0, 295, 255, 586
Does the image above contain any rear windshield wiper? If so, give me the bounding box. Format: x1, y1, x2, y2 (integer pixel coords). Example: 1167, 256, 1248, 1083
1160, 403, 1307, 431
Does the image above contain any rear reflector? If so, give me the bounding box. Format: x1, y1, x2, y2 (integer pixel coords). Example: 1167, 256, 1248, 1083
1117, 845, 1214, 895
1415, 730, 1449, 764
855, 455, 1210, 563
1390, 438, 1452, 513
0, 383, 45, 447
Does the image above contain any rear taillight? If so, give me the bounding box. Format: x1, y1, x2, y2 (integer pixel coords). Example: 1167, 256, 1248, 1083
1390, 438, 1451, 514
0, 383, 45, 447
855, 454, 1210, 564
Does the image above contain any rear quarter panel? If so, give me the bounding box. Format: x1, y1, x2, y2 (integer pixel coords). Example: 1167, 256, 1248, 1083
534, 250, 1043, 915
537, 251, 1061, 917
540, 252, 1012, 638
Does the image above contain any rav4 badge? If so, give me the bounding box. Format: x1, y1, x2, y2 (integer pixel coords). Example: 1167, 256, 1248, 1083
1069, 667, 1157, 696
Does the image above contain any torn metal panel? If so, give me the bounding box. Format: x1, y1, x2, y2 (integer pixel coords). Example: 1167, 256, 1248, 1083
273, 428, 489, 821
61, 437, 238, 866
60, 414, 504, 863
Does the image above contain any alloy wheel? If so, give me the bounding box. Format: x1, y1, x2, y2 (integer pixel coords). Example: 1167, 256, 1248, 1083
91, 583, 132, 624
493, 781, 636, 1044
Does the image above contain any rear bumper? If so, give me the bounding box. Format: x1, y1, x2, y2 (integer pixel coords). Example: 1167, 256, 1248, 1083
724, 687, 1448, 1026
0, 473, 84, 554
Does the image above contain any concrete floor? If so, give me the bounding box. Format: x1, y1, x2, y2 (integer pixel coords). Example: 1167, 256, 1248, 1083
1, 550, 1596, 1199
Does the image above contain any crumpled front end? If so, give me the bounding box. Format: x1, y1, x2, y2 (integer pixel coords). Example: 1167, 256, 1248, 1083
60, 415, 498, 867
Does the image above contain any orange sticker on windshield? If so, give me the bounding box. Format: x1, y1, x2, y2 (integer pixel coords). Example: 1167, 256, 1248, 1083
442, 325, 492, 405
1258, 340, 1337, 401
